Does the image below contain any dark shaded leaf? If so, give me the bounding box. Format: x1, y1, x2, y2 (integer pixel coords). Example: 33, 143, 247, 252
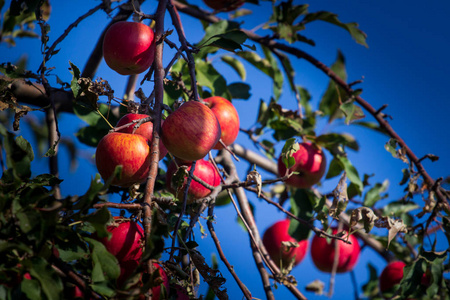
220, 55, 246, 80
363, 180, 389, 207
302, 11, 368, 47
289, 189, 315, 240
228, 82, 251, 100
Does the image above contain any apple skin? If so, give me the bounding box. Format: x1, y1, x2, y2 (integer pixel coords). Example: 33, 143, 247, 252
161, 101, 221, 162
203, 96, 240, 150
310, 228, 360, 273
97, 217, 144, 263
96, 132, 151, 187
379, 261, 430, 295
116, 113, 168, 160
103, 21, 155, 75
203, 0, 244, 11
277, 142, 327, 189
149, 263, 169, 300
262, 219, 309, 268
166, 159, 221, 202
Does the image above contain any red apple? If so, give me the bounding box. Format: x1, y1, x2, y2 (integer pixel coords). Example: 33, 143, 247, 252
97, 217, 144, 263
310, 228, 360, 273
116, 113, 168, 160
203, 0, 244, 12
166, 159, 221, 202
262, 219, 309, 268
96, 132, 151, 187
203, 96, 240, 150
149, 263, 169, 300
103, 21, 155, 75
379, 261, 430, 295
277, 142, 326, 189
161, 101, 221, 162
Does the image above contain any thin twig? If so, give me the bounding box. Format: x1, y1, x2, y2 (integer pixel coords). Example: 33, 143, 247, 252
39, 3, 104, 72
207, 203, 253, 300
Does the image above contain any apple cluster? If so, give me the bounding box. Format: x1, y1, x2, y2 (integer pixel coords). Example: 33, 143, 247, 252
94, 217, 191, 300
263, 221, 361, 274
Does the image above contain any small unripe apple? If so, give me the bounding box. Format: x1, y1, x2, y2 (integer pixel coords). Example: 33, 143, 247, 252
379, 261, 430, 295
203, 0, 244, 12
116, 113, 168, 160
310, 228, 360, 273
103, 21, 155, 75
277, 142, 326, 189
203, 96, 240, 150
262, 219, 309, 268
95, 132, 151, 187
97, 217, 144, 263
166, 159, 221, 202
161, 101, 221, 162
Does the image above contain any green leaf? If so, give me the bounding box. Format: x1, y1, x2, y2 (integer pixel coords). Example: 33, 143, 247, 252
237, 48, 283, 99
69, 61, 81, 97
362, 263, 381, 297
15, 135, 34, 161
280, 138, 299, 169
289, 189, 315, 241
336, 155, 363, 195
363, 180, 389, 207
382, 201, 419, 217
195, 59, 229, 99
325, 156, 343, 179
339, 100, 365, 124
256, 99, 269, 125
27, 257, 63, 300
315, 133, 359, 152
228, 82, 251, 99
302, 11, 368, 47
85, 237, 120, 282
220, 55, 246, 80
319, 50, 347, 122
21, 278, 41, 300
204, 30, 251, 52
83, 206, 112, 239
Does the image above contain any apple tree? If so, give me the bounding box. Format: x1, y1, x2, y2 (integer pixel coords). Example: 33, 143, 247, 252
0, 0, 449, 299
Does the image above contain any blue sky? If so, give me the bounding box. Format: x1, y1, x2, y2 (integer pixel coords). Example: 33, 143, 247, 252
1, 0, 449, 299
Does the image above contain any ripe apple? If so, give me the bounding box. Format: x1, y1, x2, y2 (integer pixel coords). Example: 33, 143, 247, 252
203, 0, 244, 12
161, 101, 221, 162
149, 263, 169, 300
166, 159, 221, 202
203, 96, 240, 150
97, 217, 144, 263
95, 132, 151, 187
116, 113, 168, 160
262, 219, 309, 268
277, 142, 327, 189
103, 21, 155, 75
379, 261, 430, 295
310, 228, 360, 273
